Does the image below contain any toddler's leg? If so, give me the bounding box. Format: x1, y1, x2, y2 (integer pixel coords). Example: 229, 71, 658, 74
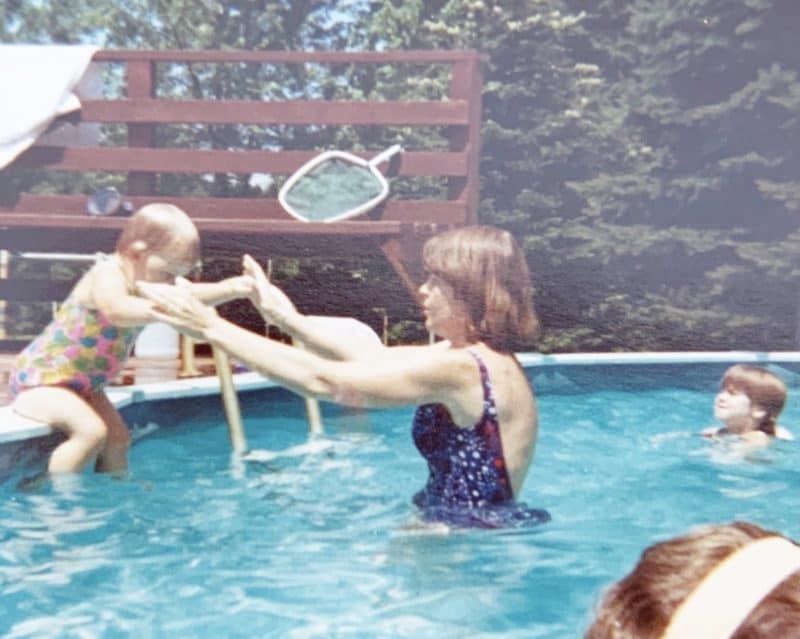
12, 388, 107, 473
87, 391, 131, 474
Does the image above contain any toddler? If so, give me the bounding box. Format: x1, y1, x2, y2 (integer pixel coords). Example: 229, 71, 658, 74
10, 203, 251, 475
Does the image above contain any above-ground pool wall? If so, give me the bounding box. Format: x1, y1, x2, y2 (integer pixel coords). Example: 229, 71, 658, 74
2, 354, 800, 485
520, 352, 800, 396
529, 361, 800, 396
0, 371, 283, 486
0, 433, 64, 486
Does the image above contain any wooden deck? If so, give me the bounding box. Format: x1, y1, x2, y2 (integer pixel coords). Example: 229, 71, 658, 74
0, 48, 487, 395
1, 48, 485, 312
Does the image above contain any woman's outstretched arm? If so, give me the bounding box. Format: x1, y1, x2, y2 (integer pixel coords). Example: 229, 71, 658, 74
242, 254, 389, 362
138, 280, 473, 411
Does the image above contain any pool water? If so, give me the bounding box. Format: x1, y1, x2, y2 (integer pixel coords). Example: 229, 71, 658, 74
2, 363, 800, 638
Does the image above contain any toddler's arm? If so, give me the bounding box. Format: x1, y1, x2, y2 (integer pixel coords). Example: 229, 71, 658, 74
184, 275, 253, 306
91, 259, 156, 326
243, 254, 385, 362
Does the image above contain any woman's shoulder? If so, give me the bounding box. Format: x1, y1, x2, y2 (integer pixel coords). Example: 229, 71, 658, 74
409, 343, 497, 392
371, 342, 475, 382
376, 340, 452, 364
466, 344, 526, 376
442, 342, 517, 374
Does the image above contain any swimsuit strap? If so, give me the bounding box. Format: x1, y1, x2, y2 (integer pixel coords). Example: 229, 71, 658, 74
466, 349, 496, 411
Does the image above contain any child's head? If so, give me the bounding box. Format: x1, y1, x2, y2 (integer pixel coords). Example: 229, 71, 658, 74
585, 521, 800, 639
116, 203, 201, 283
715, 364, 787, 436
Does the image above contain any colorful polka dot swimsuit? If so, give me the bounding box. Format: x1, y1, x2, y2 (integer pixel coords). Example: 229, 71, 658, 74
412, 349, 549, 528
10, 296, 140, 397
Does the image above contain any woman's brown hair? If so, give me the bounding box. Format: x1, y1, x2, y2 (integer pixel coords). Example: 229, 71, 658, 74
585, 521, 800, 639
422, 225, 539, 352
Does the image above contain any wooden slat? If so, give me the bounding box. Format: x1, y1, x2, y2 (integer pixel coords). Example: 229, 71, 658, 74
0, 339, 31, 351
5, 194, 285, 218
201, 218, 408, 235
0, 221, 451, 258
1, 49, 482, 269
0, 279, 77, 302
379, 200, 467, 224
0, 228, 119, 254
79, 99, 469, 126
93, 50, 488, 64
16, 147, 469, 177
0, 212, 430, 235
1, 194, 468, 224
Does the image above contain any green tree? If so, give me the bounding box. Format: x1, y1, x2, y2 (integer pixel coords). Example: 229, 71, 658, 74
363, 0, 800, 351
4, 0, 800, 350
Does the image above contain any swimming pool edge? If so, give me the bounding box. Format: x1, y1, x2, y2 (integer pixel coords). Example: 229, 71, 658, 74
2, 350, 800, 446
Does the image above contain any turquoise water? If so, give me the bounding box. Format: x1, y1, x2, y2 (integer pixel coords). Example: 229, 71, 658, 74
2, 363, 800, 638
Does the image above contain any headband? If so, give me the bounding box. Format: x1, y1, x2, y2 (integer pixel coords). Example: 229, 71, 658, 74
662, 536, 800, 639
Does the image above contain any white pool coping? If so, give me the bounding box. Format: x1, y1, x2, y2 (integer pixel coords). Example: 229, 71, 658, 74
515, 350, 800, 366
2, 351, 800, 445
0, 371, 280, 445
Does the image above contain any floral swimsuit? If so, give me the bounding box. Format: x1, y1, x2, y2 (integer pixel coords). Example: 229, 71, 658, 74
412, 349, 550, 528
10, 296, 140, 397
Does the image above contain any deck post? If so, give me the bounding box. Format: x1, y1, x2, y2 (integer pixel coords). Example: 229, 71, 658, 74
447, 55, 485, 225
125, 59, 156, 196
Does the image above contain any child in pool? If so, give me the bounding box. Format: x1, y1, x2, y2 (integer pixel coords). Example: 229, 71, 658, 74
9, 203, 252, 475
702, 364, 792, 446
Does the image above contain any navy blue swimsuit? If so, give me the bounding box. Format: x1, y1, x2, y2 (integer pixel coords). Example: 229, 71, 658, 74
412, 350, 550, 528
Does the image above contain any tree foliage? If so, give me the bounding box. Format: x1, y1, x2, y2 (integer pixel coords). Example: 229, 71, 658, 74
3, 0, 799, 351
363, 0, 800, 351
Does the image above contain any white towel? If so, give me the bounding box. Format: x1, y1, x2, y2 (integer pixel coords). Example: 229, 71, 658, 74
0, 44, 98, 169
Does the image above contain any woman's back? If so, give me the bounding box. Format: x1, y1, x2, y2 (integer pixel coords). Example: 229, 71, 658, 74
473, 345, 537, 497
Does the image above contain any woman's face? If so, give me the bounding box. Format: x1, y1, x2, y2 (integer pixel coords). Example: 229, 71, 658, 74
419, 273, 468, 338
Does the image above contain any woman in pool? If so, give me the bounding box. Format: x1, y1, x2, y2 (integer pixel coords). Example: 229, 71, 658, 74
140, 225, 549, 528
702, 364, 792, 447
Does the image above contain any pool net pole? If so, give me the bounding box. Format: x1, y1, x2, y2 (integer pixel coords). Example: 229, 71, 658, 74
212, 348, 248, 454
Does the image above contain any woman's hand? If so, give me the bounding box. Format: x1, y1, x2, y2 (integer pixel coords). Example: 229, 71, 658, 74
242, 254, 298, 325
136, 280, 220, 340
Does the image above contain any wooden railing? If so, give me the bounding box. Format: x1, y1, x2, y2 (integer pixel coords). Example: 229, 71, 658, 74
0, 49, 487, 343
